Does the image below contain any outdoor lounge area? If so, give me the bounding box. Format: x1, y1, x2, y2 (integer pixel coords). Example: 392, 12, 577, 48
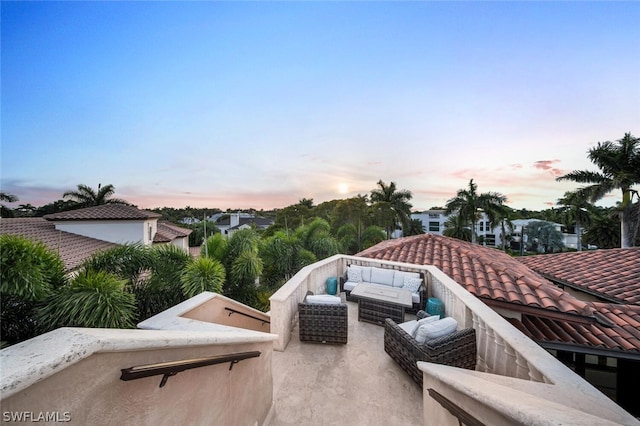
1, 254, 637, 425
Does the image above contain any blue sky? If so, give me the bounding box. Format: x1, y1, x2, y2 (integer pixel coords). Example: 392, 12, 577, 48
2, 1, 639, 211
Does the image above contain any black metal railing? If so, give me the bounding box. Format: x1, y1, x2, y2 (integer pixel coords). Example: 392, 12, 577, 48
224, 307, 270, 325
428, 388, 486, 426
120, 351, 261, 388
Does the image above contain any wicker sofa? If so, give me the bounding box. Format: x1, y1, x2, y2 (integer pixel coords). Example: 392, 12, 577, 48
298, 291, 348, 344
384, 311, 477, 387
340, 264, 426, 312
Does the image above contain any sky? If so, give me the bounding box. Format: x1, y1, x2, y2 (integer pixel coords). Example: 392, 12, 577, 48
2, 1, 639, 212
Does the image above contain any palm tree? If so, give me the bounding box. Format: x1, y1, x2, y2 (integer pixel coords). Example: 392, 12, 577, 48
405, 218, 426, 236
224, 229, 263, 305
583, 207, 621, 249
557, 191, 593, 251
445, 179, 507, 244
181, 257, 226, 298
294, 218, 340, 259
557, 132, 640, 248
443, 214, 472, 242
37, 269, 136, 330
0, 192, 18, 217
524, 221, 565, 253
63, 183, 129, 207
1, 235, 67, 344
336, 223, 385, 254
370, 180, 413, 239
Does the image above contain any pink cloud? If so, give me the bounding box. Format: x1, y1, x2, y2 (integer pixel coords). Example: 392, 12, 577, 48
533, 160, 565, 177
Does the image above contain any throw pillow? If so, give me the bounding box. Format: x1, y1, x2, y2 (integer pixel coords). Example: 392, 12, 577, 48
347, 267, 363, 283
414, 317, 458, 344
398, 320, 417, 336
410, 315, 440, 337
402, 276, 423, 293
306, 295, 342, 305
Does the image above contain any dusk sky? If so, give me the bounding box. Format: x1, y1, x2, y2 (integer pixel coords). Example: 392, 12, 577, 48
2, 1, 639, 212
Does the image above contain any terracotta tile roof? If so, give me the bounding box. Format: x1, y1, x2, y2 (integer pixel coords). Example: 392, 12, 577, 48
153, 221, 192, 243
357, 234, 593, 317
0, 218, 116, 271
44, 204, 162, 221
519, 249, 640, 305
507, 303, 640, 358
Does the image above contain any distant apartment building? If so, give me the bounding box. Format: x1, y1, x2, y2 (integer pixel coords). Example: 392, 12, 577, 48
412, 210, 579, 250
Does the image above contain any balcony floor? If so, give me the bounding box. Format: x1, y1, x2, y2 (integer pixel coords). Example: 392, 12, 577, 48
269, 300, 423, 425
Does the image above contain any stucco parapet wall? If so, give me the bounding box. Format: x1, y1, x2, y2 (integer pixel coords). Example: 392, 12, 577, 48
1, 327, 276, 400
419, 362, 639, 426
137, 291, 275, 334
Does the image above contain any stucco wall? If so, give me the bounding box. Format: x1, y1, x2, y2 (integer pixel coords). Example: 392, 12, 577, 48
54, 219, 156, 245
182, 296, 270, 333
2, 337, 273, 425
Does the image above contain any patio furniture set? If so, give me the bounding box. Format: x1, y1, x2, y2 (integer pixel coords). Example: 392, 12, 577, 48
297, 265, 477, 385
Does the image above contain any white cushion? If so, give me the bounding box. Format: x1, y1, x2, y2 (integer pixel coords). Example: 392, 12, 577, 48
411, 293, 421, 304
402, 276, 422, 293
393, 271, 420, 288
398, 320, 417, 335
411, 315, 440, 336
360, 266, 372, 283
347, 267, 363, 283
306, 295, 342, 305
343, 281, 358, 292
370, 267, 395, 286
414, 317, 458, 344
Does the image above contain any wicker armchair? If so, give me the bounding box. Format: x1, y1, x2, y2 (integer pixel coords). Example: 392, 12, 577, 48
298, 291, 348, 344
384, 311, 476, 387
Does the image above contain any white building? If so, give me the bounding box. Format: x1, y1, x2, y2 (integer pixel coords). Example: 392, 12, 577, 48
412, 210, 579, 250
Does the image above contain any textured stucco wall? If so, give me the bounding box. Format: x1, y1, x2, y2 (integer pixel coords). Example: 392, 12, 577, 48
2, 337, 273, 425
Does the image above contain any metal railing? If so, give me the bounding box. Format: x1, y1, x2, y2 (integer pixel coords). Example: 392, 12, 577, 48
120, 351, 261, 388
224, 307, 270, 325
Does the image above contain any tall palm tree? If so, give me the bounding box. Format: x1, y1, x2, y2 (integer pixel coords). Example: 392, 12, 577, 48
557, 132, 640, 248
557, 191, 593, 251
445, 179, 507, 244
63, 183, 129, 207
370, 180, 413, 239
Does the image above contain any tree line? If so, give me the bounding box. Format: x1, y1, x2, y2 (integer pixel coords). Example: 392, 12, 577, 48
1, 132, 638, 346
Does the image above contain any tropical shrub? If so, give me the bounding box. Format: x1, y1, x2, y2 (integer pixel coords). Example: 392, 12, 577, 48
181, 257, 226, 298
0, 235, 66, 344
37, 270, 136, 330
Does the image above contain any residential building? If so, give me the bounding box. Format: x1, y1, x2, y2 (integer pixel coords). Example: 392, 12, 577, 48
412, 210, 579, 250
0, 204, 192, 271
216, 212, 274, 238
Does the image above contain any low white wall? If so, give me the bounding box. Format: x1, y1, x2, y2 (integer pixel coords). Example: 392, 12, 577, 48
1, 328, 276, 425
422, 267, 639, 425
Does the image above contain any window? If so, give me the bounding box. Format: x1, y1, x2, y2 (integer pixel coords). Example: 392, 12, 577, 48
429, 221, 439, 232
148, 224, 152, 241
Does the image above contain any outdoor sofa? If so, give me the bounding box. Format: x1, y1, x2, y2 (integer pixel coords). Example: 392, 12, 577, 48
340, 264, 426, 312
384, 310, 477, 387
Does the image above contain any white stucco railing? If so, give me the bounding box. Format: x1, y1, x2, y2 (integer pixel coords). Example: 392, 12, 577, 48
268, 255, 638, 425
422, 265, 638, 425
1, 327, 277, 425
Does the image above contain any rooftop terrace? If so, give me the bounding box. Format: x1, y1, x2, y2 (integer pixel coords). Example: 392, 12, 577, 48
1, 254, 637, 425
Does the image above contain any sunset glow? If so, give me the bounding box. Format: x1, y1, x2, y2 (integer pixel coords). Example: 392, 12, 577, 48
1, 2, 638, 211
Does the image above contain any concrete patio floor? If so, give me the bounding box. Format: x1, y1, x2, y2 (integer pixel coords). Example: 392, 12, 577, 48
269, 300, 423, 425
